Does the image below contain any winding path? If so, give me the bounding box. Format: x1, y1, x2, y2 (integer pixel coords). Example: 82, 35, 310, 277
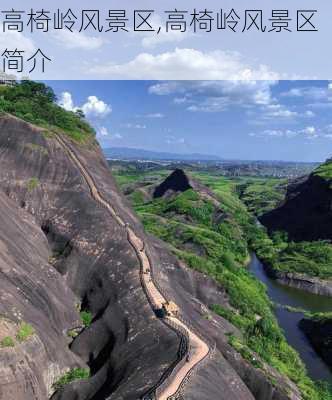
54, 133, 210, 399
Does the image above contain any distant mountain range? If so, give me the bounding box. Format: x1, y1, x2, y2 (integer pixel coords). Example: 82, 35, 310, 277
103, 147, 222, 161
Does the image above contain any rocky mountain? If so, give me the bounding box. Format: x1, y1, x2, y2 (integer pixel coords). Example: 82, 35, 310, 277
0, 113, 306, 400
260, 159, 332, 241
0, 187, 81, 399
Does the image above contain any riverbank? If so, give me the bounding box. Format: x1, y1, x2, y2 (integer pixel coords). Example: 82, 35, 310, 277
248, 253, 332, 383
263, 263, 332, 297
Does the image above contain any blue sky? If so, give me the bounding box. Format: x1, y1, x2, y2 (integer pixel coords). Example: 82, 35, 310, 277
49, 80, 332, 162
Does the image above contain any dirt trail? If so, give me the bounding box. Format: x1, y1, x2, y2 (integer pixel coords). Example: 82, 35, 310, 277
55, 133, 211, 399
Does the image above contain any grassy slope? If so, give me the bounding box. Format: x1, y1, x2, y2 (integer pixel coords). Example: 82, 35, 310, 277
313, 159, 332, 181
238, 178, 286, 216
193, 173, 332, 279
189, 173, 286, 217
252, 160, 332, 279
113, 169, 331, 400
0, 81, 95, 143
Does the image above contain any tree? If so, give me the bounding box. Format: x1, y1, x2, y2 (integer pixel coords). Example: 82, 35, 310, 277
75, 109, 85, 119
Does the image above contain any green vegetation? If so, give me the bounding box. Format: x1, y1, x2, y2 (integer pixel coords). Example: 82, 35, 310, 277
227, 333, 263, 369
0, 336, 15, 348
237, 178, 286, 216
16, 322, 35, 342
52, 368, 90, 391
252, 230, 332, 279
80, 311, 93, 327
0, 81, 95, 142
305, 311, 332, 322
113, 169, 331, 400
67, 329, 79, 339
27, 177, 39, 191
313, 159, 332, 181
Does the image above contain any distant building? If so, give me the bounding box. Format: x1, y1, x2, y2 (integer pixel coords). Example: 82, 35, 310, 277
0, 72, 16, 87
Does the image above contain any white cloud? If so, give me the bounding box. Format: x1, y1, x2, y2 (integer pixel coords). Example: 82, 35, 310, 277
303, 126, 316, 135
142, 31, 189, 49
301, 126, 318, 139
99, 126, 109, 136
53, 30, 105, 50
122, 123, 146, 129
174, 97, 188, 104
281, 87, 324, 100
0, 31, 35, 54
263, 130, 284, 137
262, 104, 298, 119
250, 126, 323, 140
146, 113, 164, 118
149, 80, 277, 113
58, 92, 75, 112
305, 110, 315, 117
242, 118, 332, 142
186, 97, 230, 113
97, 127, 122, 140
140, 15, 191, 48
58, 92, 111, 118
282, 83, 332, 103
148, 80, 312, 122
82, 96, 111, 118
250, 129, 298, 138
166, 136, 186, 145
88, 48, 279, 80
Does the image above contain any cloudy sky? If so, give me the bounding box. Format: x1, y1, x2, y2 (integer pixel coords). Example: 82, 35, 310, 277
2, 0, 331, 79
50, 80, 332, 162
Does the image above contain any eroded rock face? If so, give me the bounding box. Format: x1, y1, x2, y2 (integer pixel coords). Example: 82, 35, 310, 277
0, 115, 180, 400
0, 190, 81, 400
260, 172, 332, 241
0, 115, 303, 400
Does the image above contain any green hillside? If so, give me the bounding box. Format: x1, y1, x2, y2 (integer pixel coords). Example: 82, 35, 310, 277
314, 159, 332, 181
0, 81, 95, 142
113, 169, 331, 400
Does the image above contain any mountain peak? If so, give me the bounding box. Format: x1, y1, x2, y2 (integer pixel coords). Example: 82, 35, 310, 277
153, 169, 192, 198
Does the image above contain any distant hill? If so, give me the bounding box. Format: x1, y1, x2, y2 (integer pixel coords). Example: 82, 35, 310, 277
103, 147, 221, 161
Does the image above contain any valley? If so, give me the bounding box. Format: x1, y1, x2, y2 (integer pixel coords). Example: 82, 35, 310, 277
110, 161, 332, 399
0, 80, 331, 400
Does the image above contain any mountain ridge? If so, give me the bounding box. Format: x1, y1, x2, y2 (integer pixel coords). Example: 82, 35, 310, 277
103, 146, 222, 161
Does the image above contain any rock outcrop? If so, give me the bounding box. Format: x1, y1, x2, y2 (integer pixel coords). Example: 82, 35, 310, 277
0, 114, 303, 400
153, 168, 193, 198
153, 168, 221, 208
299, 316, 332, 368
263, 264, 332, 297
260, 160, 332, 241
